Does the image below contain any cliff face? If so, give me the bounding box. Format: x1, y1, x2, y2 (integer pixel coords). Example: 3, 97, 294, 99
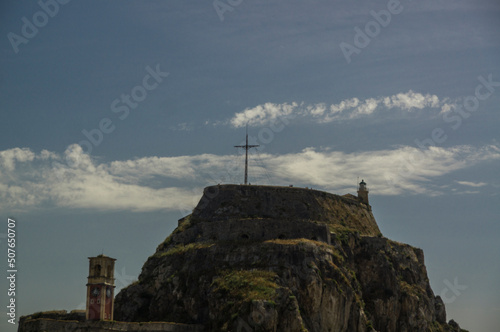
114, 185, 465, 332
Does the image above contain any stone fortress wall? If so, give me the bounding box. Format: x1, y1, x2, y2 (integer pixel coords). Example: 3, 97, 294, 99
19, 184, 377, 332
18, 311, 203, 332
158, 184, 378, 253
159, 218, 332, 251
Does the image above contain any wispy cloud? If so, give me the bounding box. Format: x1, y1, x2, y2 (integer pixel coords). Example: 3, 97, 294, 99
230, 102, 298, 127
263, 145, 500, 196
455, 181, 488, 188
455, 190, 481, 195
0, 145, 202, 213
228, 90, 454, 127
1, 143, 498, 213
169, 122, 195, 131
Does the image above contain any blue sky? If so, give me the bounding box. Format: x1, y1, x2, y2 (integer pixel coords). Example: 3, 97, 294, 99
1, 1, 499, 331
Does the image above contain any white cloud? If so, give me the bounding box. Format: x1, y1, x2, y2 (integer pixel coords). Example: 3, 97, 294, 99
330, 98, 360, 114
440, 102, 456, 114
231, 102, 298, 128
454, 190, 481, 195
307, 103, 328, 116
455, 181, 488, 187
263, 145, 500, 196
350, 98, 379, 118
0, 147, 35, 171
1, 143, 498, 213
0, 145, 204, 213
382, 90, 440, 110
227, 90, 453, 126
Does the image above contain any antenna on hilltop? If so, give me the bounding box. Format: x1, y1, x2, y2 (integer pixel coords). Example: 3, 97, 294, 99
234, 125, 259, 185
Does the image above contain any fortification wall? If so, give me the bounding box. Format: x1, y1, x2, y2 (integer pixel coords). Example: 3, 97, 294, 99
158, 218, 331, 252
18, 318, 203, 332
19, 310, 86, 323
189, 184, 380, 236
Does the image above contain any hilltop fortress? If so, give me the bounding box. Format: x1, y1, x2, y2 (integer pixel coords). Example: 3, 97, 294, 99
19, 182, 465, 332
159, 183, 378, 253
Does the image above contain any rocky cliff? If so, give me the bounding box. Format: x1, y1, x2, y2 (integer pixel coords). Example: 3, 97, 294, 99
114, 185, 466, 332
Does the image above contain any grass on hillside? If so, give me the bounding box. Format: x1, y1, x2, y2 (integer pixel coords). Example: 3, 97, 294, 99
212, 270, 279, 303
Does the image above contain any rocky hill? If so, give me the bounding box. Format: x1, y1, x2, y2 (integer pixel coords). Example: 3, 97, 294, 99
114, 185, 466, 332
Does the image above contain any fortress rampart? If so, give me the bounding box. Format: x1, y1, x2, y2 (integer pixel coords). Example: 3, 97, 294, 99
158, 184, 379, 252
158, 218, 332, 252
18, 311, 203, 332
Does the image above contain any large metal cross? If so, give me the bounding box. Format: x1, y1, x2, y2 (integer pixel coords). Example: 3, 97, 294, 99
234, 128, 259, 185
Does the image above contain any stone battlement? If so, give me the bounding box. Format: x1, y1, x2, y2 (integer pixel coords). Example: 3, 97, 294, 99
190, 184, 379, 235
18, 317, 203, 332
159, 184, 380, 253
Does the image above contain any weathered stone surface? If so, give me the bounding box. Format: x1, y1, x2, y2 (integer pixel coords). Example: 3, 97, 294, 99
158, 218, 332, 252
20, 185, 467, 332
18, 318, 203, 332
115, 232, 465, 331
191, 185, 381, 236
18, 310, 86, 323
114, 185, 466, 331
